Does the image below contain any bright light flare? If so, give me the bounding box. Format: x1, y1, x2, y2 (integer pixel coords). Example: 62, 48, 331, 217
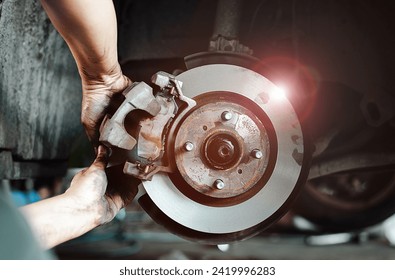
273, 85, 288, 100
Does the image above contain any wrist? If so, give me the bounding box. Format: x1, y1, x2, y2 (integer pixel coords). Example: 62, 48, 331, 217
62, 191, 102, 229
80, 63, 130, 98
80, 62, 123, 86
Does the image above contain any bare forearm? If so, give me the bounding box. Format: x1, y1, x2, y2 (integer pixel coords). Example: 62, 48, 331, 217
21, 194, 99, 249
40, 0, 120, 80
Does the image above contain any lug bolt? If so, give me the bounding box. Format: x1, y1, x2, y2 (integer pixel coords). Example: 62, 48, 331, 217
221, 111, 233, 121
251, 149, 263, 159
184, 141, 194, 152
214, 179, 225, 190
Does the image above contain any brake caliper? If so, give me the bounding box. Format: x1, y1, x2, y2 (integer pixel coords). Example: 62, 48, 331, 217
100, 71, 195, 180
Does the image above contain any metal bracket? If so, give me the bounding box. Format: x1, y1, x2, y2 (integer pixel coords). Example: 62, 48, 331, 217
100, 71, 196, 181
100, 82, 161, 150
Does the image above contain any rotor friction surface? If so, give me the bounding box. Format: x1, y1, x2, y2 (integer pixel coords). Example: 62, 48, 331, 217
140, 64, 307, 243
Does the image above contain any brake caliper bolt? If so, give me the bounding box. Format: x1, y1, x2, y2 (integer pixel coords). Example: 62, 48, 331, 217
251, 149, 263, 159
184, 141, 194, 152
214, 179, 225, 190
221, 111, 233, 121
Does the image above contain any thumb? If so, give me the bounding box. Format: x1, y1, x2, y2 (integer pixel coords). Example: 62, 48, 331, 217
123, 75, 133, 88
92, 145, 109, 170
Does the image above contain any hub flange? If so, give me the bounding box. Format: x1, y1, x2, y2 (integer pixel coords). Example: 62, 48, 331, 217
172, 94, 273, 203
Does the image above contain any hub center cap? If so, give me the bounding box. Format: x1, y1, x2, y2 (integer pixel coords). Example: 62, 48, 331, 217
204, 132, 241, 170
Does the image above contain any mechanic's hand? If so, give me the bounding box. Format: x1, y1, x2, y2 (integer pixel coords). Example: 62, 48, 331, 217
81, 64, 132, 147
65, 145, 124, 226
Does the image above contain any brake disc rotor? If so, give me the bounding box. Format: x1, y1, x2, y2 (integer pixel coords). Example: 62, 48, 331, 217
139, 64, 309, 243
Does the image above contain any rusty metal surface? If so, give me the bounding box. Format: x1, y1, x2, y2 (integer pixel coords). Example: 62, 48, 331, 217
173, 94, 271, 205
137, 95, 176, 161
101, 71, 196, 181
100, 82, 161, 150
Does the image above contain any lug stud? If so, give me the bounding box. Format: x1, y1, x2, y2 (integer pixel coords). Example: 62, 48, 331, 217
214, 179, 225, 190
221, 111, 233, 121
251, 149, 263, 159
184, 141, 194, 152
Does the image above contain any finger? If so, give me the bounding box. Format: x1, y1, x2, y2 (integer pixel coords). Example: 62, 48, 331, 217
109, 194, 124, 212
81, 94, 108, 148
88, 130, 100, 149
92, 145, 109, 170
81, 113, 101, 148
124, 75, 133, 88
105, 164, 140, 206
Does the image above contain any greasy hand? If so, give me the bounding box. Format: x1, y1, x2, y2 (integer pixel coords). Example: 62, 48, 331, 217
81, 64, 131, 147
65, 145, 124, 226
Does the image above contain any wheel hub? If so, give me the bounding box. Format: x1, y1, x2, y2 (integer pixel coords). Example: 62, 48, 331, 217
172, 93, 273, 202
204, 132, 239, 170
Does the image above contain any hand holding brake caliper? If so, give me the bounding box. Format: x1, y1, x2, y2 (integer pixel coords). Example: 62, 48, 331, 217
99, 71, 196, 180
